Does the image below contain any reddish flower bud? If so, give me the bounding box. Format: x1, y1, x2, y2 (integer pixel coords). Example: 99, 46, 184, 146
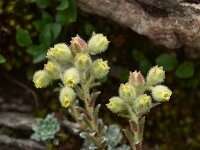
70, 35, 87, 53
129, 71, 145, 87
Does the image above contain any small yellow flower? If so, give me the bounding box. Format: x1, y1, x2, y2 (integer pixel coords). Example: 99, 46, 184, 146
119, 83, 136, 100
146, 66, 165, 86
134, 94, 152, 114
106, 97, 123, 113
64, 68, 80, 87
151, 85, 172, 102
59, 86, 76, 108
44, 61, 60, 79
90, 59, 110, 79
87, 33, 109, 55
74, 53, 91, 71
47, 43, 72, 62
33, 70, 51, 88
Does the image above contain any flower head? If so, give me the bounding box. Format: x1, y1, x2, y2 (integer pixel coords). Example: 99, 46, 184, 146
47, 43, 72, 62
106, 97, 124, 113
70, 35, 87, 53
90, 59, 110, 79
87, 33, 109, 55
59, 86, 76, 108
134, 94, 152, 114
63, 68, 80, 87
129, 71, 145, 87
44, 61, 60, 79
33, 70, 51, 88
151, 85, 172, 102
146, 66, 165, 85
119, 83, 136, 101
74, 53, 91, 71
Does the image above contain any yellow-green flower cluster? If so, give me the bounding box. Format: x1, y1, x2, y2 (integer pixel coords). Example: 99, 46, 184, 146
107, 66, 172, 116
33, 33, 110, 108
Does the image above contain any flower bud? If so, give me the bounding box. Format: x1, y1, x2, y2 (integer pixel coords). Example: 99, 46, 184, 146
106, 97, 124, 113
47, 43, 72, 62
90, 59, 110, 79
151, 85, 172, 102
63, 68, 80, 87
146, 66, 165, 85
70, 35, 87, 53
134, 94, 152, 114
74, 53, 91, 71
44, 61, 60, 79
33, 70, 51, 88
59, 86, 76, 108
119, 83, 136, 101
87, 33, 109, 55
129, 71, 145, 87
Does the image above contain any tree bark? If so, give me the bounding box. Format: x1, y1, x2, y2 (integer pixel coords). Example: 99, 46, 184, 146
78, 0, 200, 50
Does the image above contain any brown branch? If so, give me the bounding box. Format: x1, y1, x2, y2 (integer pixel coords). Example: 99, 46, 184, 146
0, 134, 46, 150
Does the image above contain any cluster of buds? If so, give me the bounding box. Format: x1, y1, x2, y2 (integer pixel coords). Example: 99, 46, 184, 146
33, 33, 110, 108
107, 66, 172, 117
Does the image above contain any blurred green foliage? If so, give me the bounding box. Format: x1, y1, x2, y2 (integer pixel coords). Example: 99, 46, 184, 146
16, 0, 77, 63
0, 54, 6, 64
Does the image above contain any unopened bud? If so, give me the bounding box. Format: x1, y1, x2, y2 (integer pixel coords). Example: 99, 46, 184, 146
146, 66, 165, 85
47, 43, 72, 62
87, 33, 109, 55
44, 61, 60, 79
74, 53, 91, 71
119, 83, 136, 100
129, 71, 145, 87
59, 86, 76, 108
151, 85, 172, 102
33, 70, 51, 88
63, 68, 80, 87
70, 35, 87, 53
134, 94, 152, 114
106, 97, 124, 113
90, 59, 110, 79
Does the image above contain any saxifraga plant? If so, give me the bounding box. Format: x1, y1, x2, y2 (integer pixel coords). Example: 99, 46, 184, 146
32, 33, 172, 150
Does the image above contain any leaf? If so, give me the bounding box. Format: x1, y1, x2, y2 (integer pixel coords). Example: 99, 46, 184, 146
132, 49, 146, 62
139, 59, 152, 75
39, 24, 52, 46
50, 23, 62, 40
35, 0, 51, 8
16, 28, 32, 47
65, 0, 77, 23
32, 20, 45, 32
42, 12, 53, 23
84, 23, 96, 36
156, 53, 178, 71
32, 45, 48, 63
57, 0, 69, 10
175, 62, 194, 79
0, 54, 6, 64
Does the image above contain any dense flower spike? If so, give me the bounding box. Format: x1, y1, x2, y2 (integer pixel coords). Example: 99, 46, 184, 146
63, 68, 80, 87
44, 61, 60, 79
33, 70, 51, 88
146, 66, 165, 85
59, 86, 76, 108
70, 35, 87, 53
106, 97, 124, 113
119, 83, 136, 101
74, 53, 91, 71
47, 43, 72, 62
87, 33, 109, 55
151, 85, 172, 102
90, 59, 110, 79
